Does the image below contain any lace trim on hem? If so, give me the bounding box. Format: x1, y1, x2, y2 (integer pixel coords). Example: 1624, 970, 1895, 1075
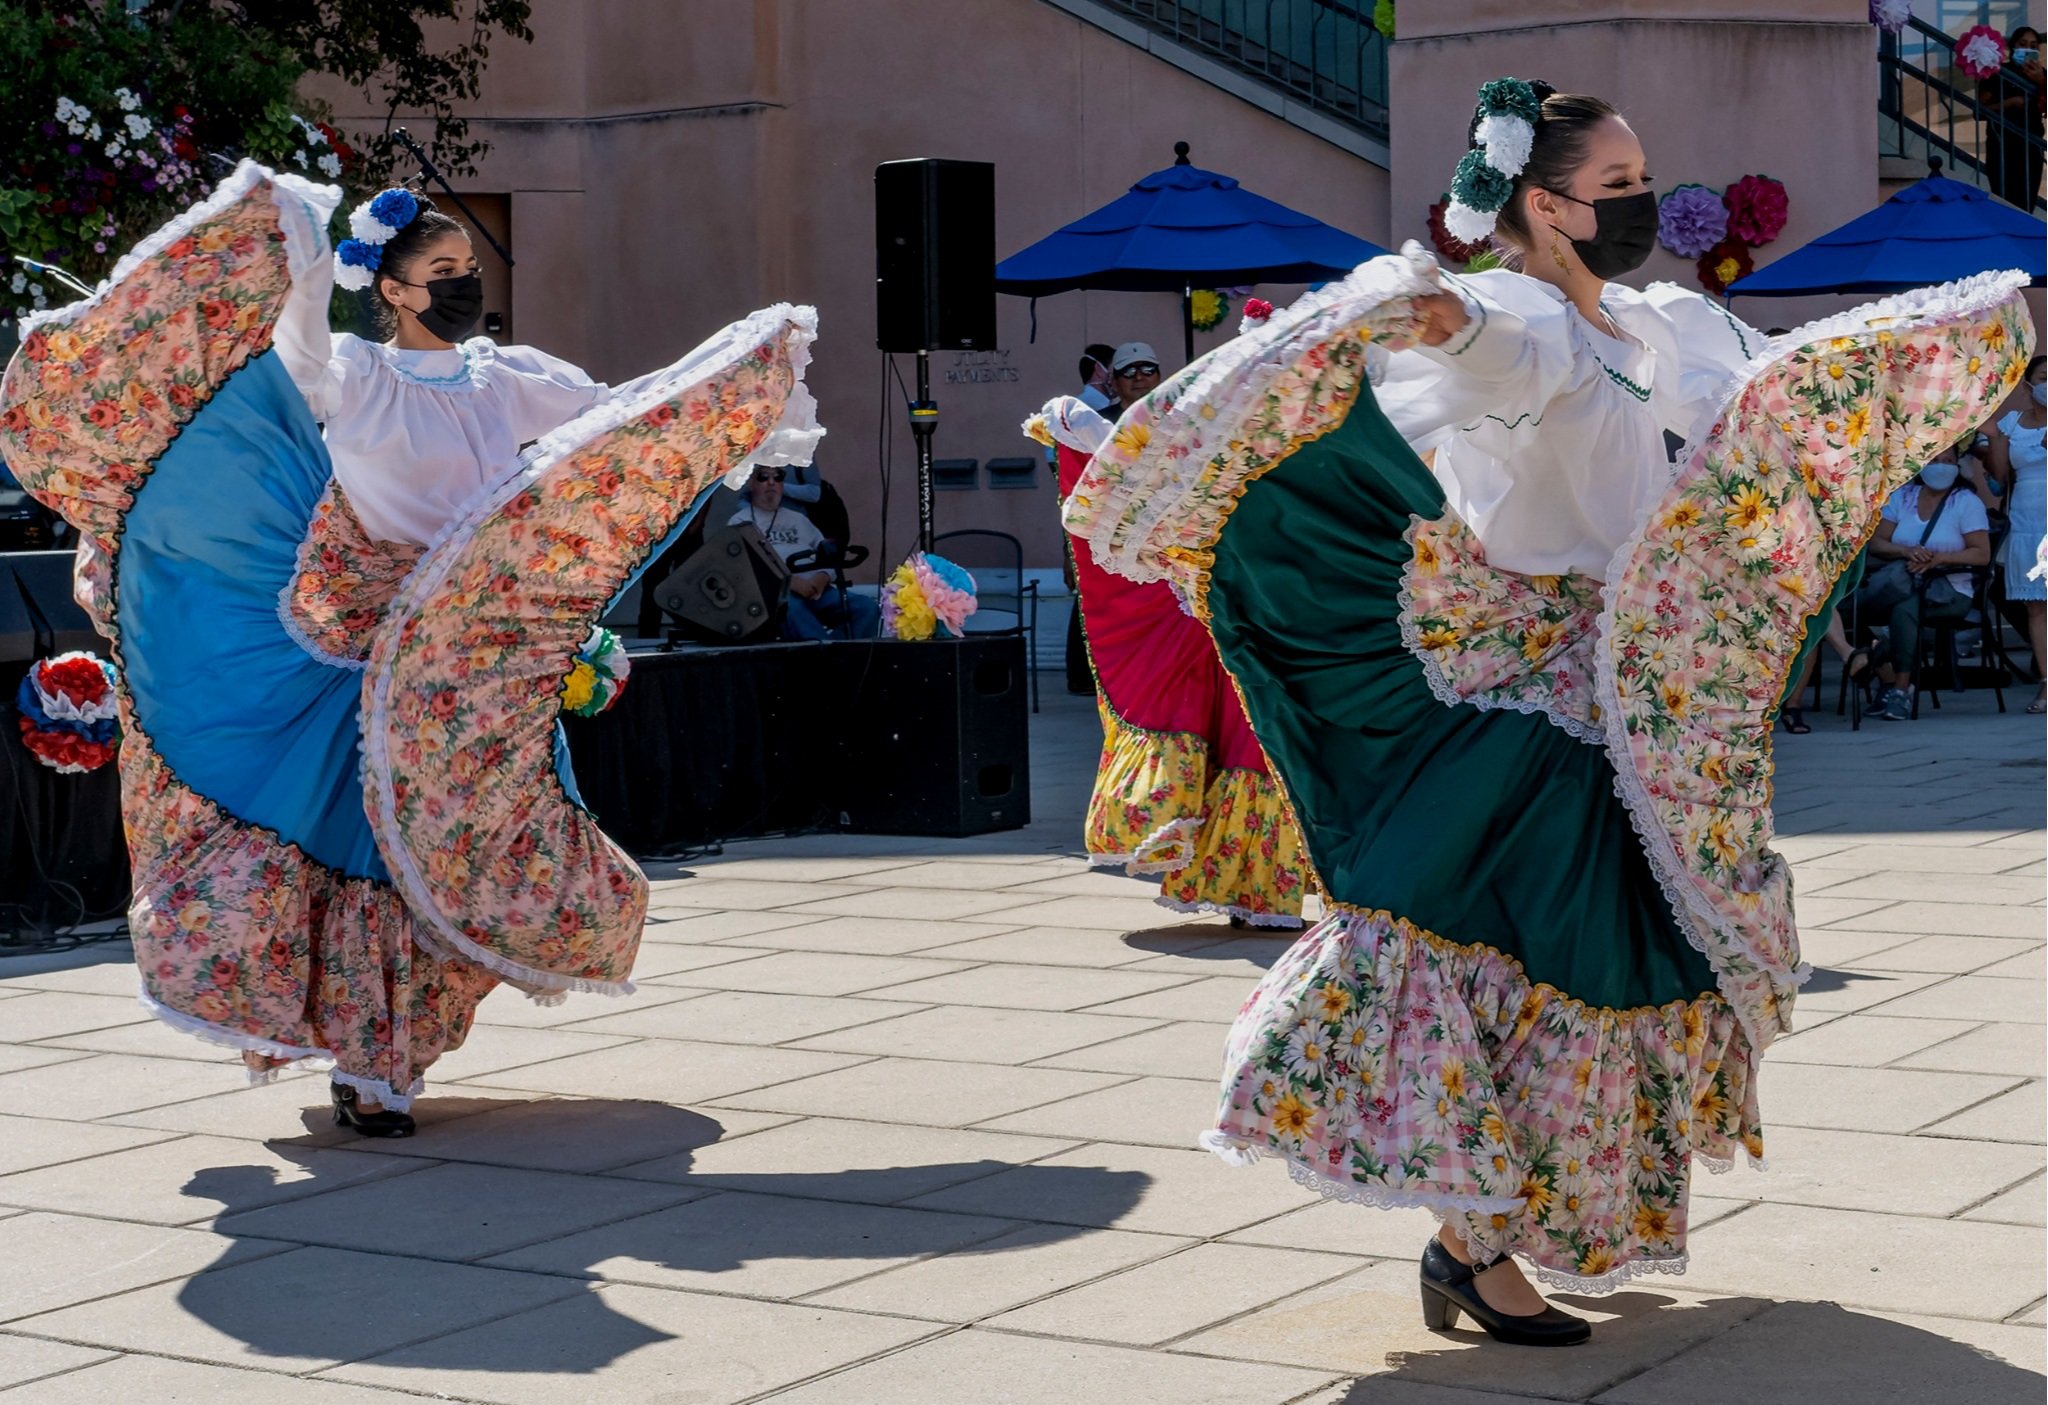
21, 162, 341, 335
273, 577, 368, 672
1526, 1253, 1691, 1294
361, 304, 819, 996
1394, 517, 1608, 747
136, 990, 423, 1110
1205, 1130, 1707, 1295
1201, 1131, 1526, 1216
1156, 897, 1305, 927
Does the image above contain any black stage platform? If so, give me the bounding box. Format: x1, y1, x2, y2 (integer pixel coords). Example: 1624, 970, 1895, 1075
564, 633, 1032, 854
2, 625, 1031, 916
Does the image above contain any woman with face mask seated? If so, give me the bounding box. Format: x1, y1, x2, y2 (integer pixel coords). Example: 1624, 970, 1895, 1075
1850, 447, 1994, 721
1064, 76, 2032, 1344
0, 165, 819, 1138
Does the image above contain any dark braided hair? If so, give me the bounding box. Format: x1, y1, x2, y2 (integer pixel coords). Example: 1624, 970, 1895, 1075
1473, 82, 1621, 255
369, 193, 468, 338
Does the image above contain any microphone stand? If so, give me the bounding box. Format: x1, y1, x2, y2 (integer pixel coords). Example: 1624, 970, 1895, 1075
389, 127, 516, 269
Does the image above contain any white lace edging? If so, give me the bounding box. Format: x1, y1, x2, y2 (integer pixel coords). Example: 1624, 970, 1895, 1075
1156, 896, 1306, 927
1201, 1131, 1525, 1216
1077, 245, 1441, 583
136, 989, 423, 1111
1394, 517, 1608, 748
273, 577, 369, 672
20, 161, 341, 336
1587, 270, 2029, 1049
361, 304, 818, 996
1205, 1130, 1714, 1295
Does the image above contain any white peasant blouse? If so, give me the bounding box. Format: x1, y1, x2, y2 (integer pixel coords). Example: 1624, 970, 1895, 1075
1375, 270, 1764, 579
272, 284, 615, 546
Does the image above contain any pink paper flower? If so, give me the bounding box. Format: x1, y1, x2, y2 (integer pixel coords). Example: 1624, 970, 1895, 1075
1723, 175, 1789, 247
1956, 24, 2008, 79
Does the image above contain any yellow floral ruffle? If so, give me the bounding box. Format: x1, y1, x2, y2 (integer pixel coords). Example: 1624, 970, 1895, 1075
1084, 699, 1207, 871
1086, 702, 1308, 922
1158, 766, 1310, 924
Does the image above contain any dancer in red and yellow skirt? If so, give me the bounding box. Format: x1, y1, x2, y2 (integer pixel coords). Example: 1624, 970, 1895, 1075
1066, 78, 2034, 1343
1028, 396, 1308, 928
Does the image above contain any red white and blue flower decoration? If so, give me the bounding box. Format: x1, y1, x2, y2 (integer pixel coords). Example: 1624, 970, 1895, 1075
334, 188, 421, 291
882, 552, 978, 641
16, 651, 119, 773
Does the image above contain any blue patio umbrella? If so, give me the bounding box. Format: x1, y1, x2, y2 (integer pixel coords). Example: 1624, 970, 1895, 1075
1728, 166, 2045, 298
995, 142, 1386, 362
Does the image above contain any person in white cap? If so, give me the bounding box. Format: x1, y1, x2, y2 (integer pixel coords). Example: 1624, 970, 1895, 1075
1110, 342, 1162, 406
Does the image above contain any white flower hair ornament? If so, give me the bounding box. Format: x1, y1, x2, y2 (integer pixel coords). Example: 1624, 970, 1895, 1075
1441, 77, 1542, 246
333, 187, 422, 292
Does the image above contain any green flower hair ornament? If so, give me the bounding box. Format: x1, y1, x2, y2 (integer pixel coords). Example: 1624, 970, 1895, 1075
1442, 76, 1541, 245
1476, 77, 1542, 124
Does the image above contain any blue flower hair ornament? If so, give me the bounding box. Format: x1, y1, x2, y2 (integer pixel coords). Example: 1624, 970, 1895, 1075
335, 186, 422, 291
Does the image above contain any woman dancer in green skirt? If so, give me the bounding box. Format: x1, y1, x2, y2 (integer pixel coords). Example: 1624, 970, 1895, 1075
1064, 78, 2033, 1345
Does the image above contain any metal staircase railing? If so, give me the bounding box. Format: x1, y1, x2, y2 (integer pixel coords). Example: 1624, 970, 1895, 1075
1091, 0, 1389, 144
1880, 14, 2045, 212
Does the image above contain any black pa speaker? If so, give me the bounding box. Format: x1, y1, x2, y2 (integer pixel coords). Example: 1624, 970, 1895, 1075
0, 550, 105, 667
653, 523, 791, 645
875, 158, 997, 353
840, 635, 1030, 836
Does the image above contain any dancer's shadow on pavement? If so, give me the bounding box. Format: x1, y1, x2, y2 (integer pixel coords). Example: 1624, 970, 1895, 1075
1321, 1288, 2041, 1405
174, 1098, 1147, 1376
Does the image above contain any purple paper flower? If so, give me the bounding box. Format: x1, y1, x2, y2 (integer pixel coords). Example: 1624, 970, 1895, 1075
1657, 184, 1729, 259
1869, 0, 1910, 35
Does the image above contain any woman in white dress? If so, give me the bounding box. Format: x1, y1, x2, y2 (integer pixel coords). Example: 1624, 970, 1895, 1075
1986, 353, 2047, 712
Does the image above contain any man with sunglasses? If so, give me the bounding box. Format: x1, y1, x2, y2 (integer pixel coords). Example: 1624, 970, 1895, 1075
1110, 342, 1163, 407
729, 465, 879, 641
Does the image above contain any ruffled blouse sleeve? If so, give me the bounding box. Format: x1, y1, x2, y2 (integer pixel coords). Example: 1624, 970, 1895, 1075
1612, 282, 1766, 441
484, 342, 614, 443
1374, 270, 1581, 455
268, 261, 357, 422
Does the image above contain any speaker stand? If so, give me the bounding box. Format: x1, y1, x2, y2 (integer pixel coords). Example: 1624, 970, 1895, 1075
910, 351, 938, 553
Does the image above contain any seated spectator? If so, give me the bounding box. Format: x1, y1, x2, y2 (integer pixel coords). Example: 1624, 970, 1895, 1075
1853, 446, 1992, 721
730, 465, 878, 642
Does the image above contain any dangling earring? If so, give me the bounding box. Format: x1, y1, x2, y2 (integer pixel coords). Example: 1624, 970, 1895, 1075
1549, 231, 1570, 273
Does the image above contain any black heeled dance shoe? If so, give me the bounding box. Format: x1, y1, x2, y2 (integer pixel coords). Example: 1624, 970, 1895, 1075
1418, 1239, 1591, 1347
331, 1082, 416, 1138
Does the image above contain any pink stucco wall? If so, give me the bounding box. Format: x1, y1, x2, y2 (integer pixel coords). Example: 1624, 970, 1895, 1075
309, 0, 2005, 565
311, 0, 1391, 568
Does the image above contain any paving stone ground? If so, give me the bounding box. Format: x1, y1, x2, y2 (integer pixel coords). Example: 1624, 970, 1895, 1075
0, 686, 2040, 1403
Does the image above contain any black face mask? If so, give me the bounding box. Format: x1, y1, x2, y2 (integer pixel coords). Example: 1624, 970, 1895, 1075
400, 271, 485, 342
1547, 190, 1658, 280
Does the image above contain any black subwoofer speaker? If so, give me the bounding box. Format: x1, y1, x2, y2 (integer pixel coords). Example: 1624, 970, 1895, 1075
874, 158, 997, 354
653, 523, 790, 645
840, 635, 1030, 836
